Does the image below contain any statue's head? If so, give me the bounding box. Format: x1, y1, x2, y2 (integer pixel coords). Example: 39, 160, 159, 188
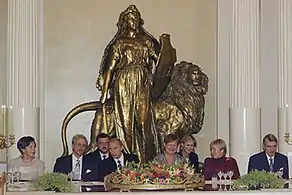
117, 5, 144, 33
99, 5, 159, 77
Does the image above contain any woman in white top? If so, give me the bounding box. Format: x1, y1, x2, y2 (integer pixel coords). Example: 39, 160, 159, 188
8, 136, 44, 181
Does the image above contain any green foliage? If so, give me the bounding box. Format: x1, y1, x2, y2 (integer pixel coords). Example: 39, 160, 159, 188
232, 170, 285, 191
32, 172, 75, 192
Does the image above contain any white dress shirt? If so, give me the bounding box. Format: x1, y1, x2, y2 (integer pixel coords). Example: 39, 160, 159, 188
114, 153, 124, 168
99, 151, 109, 160
265, 153, 274, 166
72, 154, 83, 180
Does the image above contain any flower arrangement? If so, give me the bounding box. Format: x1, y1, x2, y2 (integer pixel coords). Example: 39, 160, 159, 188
232, 170, 285, 190
31, 172, 75, 192
105, 161, 204, 191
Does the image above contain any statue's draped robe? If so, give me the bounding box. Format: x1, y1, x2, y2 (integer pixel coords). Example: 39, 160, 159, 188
110, 36, 158, 162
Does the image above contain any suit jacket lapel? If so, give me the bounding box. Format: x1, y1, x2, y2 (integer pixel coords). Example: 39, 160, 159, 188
96, 150, 102, 161
68, 154, 73, 173
109, 156, 117, 169
273, 153, 279, 171
261, 152, 270, 171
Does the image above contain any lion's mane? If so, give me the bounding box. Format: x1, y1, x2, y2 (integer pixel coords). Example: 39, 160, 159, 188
159, 61, 209, 135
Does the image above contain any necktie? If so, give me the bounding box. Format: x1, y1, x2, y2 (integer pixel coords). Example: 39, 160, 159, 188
117, 160, 122, 169
73, 159, 80, 180
102, 155, 107, 160
269, 158, 274, 172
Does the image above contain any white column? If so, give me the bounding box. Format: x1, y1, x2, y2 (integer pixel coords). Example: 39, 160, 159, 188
278, 0, 292, 172
229, 0, 261, 175
259, 0, 279, 138
6, 0, 44, 161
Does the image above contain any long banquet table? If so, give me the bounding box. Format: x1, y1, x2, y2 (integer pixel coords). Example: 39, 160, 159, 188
5, 181, 292, 195
5, 189, 292, 195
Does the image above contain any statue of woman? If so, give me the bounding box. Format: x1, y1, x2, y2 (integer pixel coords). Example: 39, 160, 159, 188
96, 5, 160, 162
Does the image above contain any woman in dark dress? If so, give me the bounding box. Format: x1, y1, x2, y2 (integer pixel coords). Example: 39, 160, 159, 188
203, 139, 240, 180
178, 135, 200, 172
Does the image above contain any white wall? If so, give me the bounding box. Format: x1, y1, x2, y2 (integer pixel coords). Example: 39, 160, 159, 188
44, 0, 217, 171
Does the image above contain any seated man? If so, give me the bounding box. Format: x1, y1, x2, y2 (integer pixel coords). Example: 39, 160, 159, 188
53, 134, 101, 181
86, 133, 110, 161
100, 138, 139, 180
248, 134, 289, 179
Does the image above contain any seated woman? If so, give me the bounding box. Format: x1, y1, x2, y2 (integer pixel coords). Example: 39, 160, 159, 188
153, 134, 186, 164
178, 135, 200, 172
8, 136, 45, 181
203, 139, 240, 180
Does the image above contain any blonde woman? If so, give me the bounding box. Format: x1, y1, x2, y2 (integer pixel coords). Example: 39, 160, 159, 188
178, 135, 200, 172
203, 139, 240, 180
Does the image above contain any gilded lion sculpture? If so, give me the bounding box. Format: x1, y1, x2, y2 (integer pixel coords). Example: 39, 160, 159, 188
61, 61, 208, 156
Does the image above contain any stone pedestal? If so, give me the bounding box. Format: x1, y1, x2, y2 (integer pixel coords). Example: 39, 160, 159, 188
229, 108, 261, 174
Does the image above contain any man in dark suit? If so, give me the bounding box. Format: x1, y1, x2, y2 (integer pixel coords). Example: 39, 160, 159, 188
86, 133, 110, 161
248, 134, 289, 179
100, 138, 139, 180
53, 134, 102, 181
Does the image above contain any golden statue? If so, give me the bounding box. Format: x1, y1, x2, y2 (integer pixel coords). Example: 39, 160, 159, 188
60, 5, 209, 162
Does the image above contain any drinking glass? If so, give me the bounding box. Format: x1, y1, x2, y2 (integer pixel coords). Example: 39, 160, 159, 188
6, 172, 12, 187
227, 170, 234, 185
211, 176, 218, 190
217, 171, 224, 190
10, 172, 15, 185
68, 172, 73, 182
15, 171, 21, 184
7, 172, 15, 191
223, 172, 228, 190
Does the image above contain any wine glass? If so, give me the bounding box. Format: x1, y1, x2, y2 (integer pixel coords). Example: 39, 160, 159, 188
68, 172, 73, 182
217, 171, 224, 190
6, 172, 12, 187
227, 170, 234, 184
14, 171, 21, 184
7, 172, 15, 191
10, 172, 15, 185
223, 172, 228, 190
